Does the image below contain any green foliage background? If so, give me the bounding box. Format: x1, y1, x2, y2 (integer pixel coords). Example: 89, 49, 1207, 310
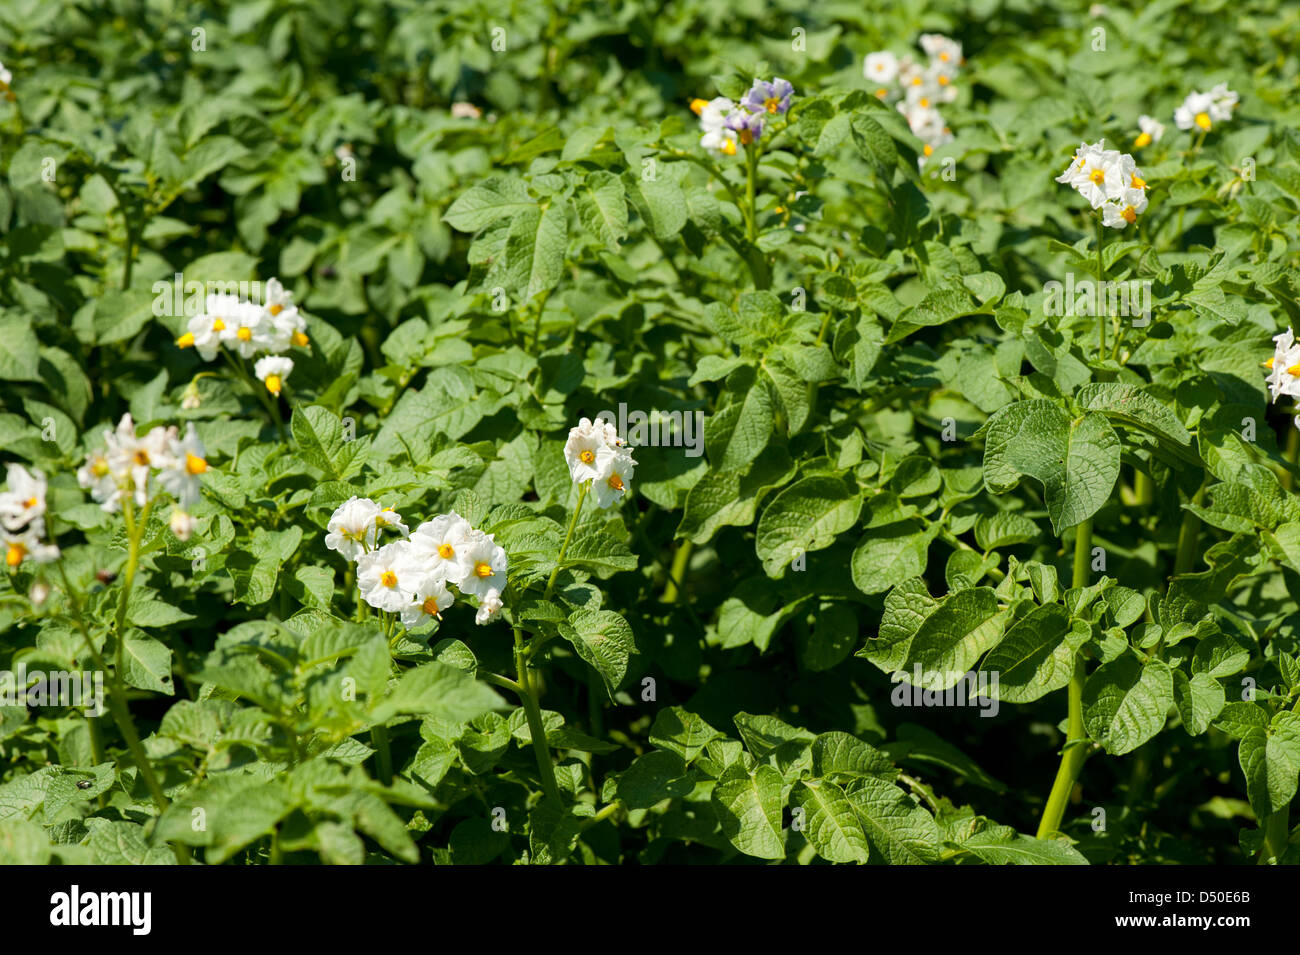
2, 0, 1300, 864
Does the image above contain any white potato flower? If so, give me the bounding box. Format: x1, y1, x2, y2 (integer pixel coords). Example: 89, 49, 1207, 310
219, 299, 272, 359
157, 423, 208, 509
475, 588, 504, 625
0, 464, 48, 532
103, 415, 174, 509
1135, 115, 1164, 148
4, 525, 59, 568
177, 311, 227, 361
1100, 186, 1149, 229
919, 33, 962, 67
864, 51, 899, 88
1265, 328, 1300, 403
454, 530, 508, 599
358, 541, 428, 613
591, 446, 637, 509
409, 511, 474, 585
399, 576, 455, 629
1174, 86, 1234, 132
564, 417, 611, 483
254, 355, 294, 397
325, 496, 385, 561
76, 447, 119, 512
262, 278, 309, 351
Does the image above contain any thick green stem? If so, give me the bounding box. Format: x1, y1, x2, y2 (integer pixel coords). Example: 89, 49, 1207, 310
514, 627, 561, 805
1095, 218, 1107, 356
1036, 517, 1093, 838
1262, 810, 1290, 864
745, 146, 759, 243
1284, 423, 1299, 492
371, 725, 393, 786
543, 482, 587, 602
661, 538, 692, 603
1174, 485, 1205, 576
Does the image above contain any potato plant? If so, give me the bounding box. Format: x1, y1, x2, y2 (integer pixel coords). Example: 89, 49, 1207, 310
1, 0, 1299, 866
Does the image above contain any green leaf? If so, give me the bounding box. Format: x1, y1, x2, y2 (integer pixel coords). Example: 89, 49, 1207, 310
844, 775, 940, 865
791, 779, 870, 863
292, 405, 365, 480
960, 827, 1089, 865
649, 708, 720, 764
444, 177, 534, 232
704, 367, 774, 472
575, 171, 627, 251
983, 400, 1121, 533
505, 202, 567, 302
557, 608, 636, 695
755, 475, 862, 575
900, 587, 1005, 689
1238, 712, 1300, 819
1074, 383, 1192, 448
616, 751, 693, 809
630, 177, 687, 239
1174, 670, 1226, 736
711, 764, 786, 860
120, 632, 174, 695
370, 662, 505, 723
0, 313, 41, 382
1082, 654, 1174, 755
983, 604, 1084, 704
851, 519, 934, 595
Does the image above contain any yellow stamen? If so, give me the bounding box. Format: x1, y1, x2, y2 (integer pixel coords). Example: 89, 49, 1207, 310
6, 543, 24, 567
938, 75, 950, 86
421, 596, 440, 615
265, 374, 282, 396
380, 570, 398, 588
133, 450, 150, 466
474, 561, 493, 578
1121, 206, 1137, 224
690, 98, 708, 115
438, 544, 454, 559
722, 139, 737, 156
764, 97, 781, 113
185, 453, 208, 475
918, 97, 930, 108
1288, 363, 1300, 377
1134, 132, 1152, 148
939, 51, 951, 62
1089, 168, 1106, 185
91, 458, 109, 478
236, 327, 252, 342
1131, 174, 1146, 189
269, 303, 283, 316
923, 144, 934, 157
292, 331, 310, 347
1264, 357, 1276, 369
212, 317, 226, 331
875, 88, 888, 98
608, 472, 625, 492
911, 76, 922, 86
1194, 112, 1212, 130
176, 332, 195, 348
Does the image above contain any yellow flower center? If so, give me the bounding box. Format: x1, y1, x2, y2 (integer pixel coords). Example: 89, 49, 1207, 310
875, 88, 888, 98
236, 327, 252, 342
739, 128, 754, 145
1121, 206, 1137, 223
1288, 363, 1300, 377
918, 97, 930, 108
421, 596, 440, 615
764, 97, 781, 113
212, 317, 226, 331
722, 138, 737, 156
292, 331, 310, 347
1134, 132, 1152, 148
185, 453, 208, 475
938, 75, 950, 86
939, 51, 951, 62
607, 472, 625, 492
438, 543, 455, 559
91, 457, 109, 478
1089, 168, 1106, 185
1264, 357, 1276, 369
270, 303, 283, 316
133, 450, 150, 466
690, 98, 708, 115
474, 561, 493, 578
176, 332, 195, 348
911, 76, 922, 86
6, 543, 25, 567
923, 144, 934, 157
265, 374, 282, 396
579, 449, 595, 464
380, 570, 398, 588
1131, 174, 1146, 189
1194, 112, 1211, 130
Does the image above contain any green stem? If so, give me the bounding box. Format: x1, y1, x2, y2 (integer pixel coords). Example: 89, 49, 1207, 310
543, 482, 587, 602
1283, 424, 1299, 492
514, 627, 561, 805
745, 146, 759, 243
1095, 218, 1107, 356
371, 725, 393, 785
1036, 517, 1093, 839
661, 538, 692, 603
1174, 484, 1205, 576
1262, 810, 1290, 864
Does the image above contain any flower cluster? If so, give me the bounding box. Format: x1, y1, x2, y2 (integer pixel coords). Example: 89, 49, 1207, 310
864, 33, 963, 160
76, 414, 209, 539
326, 497, 506, 627
1133, 115, 1165, 149
690, 78, 794, 156
1, 465, 58, 568
1265, 329, 1300, 430
1055, 140, 1150, 230
1174, 83, 1237, 132
176, 278, 307, 396
563, 417, 636, 508
0, 61, 14, 103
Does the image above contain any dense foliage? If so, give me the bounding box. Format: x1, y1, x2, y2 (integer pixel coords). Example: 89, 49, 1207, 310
2, 0, 1300, 865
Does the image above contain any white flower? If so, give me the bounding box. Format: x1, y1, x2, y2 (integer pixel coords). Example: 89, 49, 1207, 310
1135, 115, 1164, 148
4, 525, 58, 567
325, 496, 384, 561
475, 588, 503, 626
919, 33, 962, 66
254, 355, 293, 397
1100, 186, 1149, 229
169, 509, 195, 541
400, 576, 454, 629
262, 278, 309, 351
0, 464, 47, 532
564, 418, 611, 483
409, 511, 473, 585
864, 51, 899, 88
450, 102, 481, 119
373, 505, 409, 539
1266, 329, 1300, 403
1207, 83, 1238, 122
358, 541, 427, 613
591, 447, 636, 509
697, 97, 743, 156
1174, 90, 1217, 131
177, 310, 226, 361
218, 298, 271, 359
29, 581, 50, 606
454, 530, 508, 599
156, 423, 207, 509
103, 415, 173, 509
77, 446, 120, 512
